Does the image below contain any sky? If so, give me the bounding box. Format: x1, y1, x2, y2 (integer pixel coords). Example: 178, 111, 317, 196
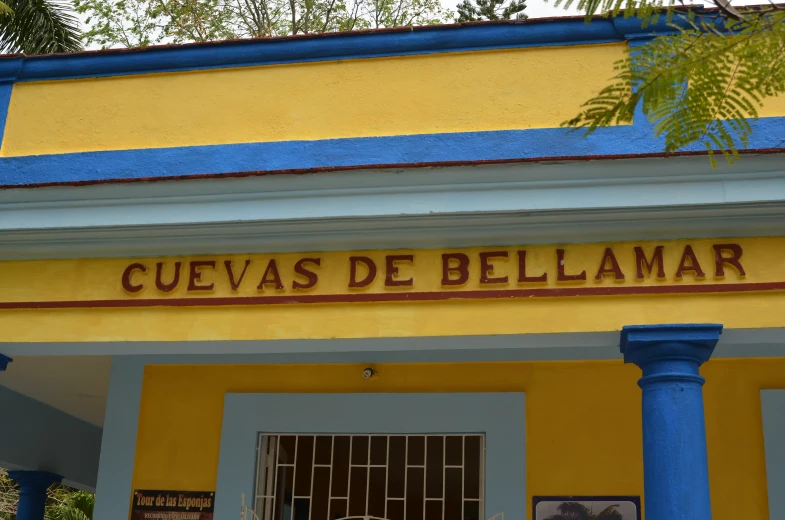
77, 0, 581, 50
76, 0, 770, 50
77, 0, 583, 50
448, 0, 767, 19
463, 0, 580, 18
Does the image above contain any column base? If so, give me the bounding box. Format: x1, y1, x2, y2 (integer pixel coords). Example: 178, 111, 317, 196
8, 470, 63, 520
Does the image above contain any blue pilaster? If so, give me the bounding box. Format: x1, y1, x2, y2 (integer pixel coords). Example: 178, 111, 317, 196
0, 354, 11, 371
620, 323, 723, 520
7, 471, 62, 520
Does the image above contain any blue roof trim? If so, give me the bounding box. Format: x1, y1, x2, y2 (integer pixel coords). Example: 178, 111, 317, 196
0, 12, 708, 83
1, 117, 782, 187
5, 38, 623, 82
0, 83, 12, 145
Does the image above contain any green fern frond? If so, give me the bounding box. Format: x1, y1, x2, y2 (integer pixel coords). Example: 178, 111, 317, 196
563, 8, 785, 165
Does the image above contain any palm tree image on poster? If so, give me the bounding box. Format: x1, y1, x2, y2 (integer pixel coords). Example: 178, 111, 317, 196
543, 502, 621, 520
532, 497, 640, 520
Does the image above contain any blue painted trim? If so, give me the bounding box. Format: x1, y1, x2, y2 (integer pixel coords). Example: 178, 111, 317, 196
216, 393, 526, 520
0, 83, 13, 147
0, 12, 721, 83
620, 323, 724, 370
7, 471, 63, 520
620, 323, 722, 520
0, 354, 11, 371
2, 118, 785, 187
10, 37, 623, 83
6, 470, 63, 486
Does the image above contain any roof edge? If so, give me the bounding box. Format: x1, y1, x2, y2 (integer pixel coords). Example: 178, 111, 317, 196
0, 7, 724, 83
3, 146, 784, 191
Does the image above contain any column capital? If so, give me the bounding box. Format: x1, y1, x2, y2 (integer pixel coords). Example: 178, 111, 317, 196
620, 324, 723, 368
7, 470, 62, 490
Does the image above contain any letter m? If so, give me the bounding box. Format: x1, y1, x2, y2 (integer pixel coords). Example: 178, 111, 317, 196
635, 246, 665, 279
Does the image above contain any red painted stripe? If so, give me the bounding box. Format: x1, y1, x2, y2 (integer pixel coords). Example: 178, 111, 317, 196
1, 281, 784, 310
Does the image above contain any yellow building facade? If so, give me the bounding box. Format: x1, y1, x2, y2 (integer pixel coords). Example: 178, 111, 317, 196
1, 13, 785, 520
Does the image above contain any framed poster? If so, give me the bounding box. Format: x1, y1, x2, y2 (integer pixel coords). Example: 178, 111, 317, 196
532, 496, 641, 520
131, 490, 215, 520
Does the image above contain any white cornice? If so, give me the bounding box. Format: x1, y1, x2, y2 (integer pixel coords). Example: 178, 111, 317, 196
1, 154, 784, 259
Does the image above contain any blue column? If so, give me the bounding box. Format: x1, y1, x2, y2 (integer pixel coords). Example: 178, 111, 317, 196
620, 323, 723, 520
7, 471, 62, 520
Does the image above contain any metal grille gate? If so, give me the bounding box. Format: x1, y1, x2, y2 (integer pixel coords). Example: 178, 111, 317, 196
254, 434, 485, 520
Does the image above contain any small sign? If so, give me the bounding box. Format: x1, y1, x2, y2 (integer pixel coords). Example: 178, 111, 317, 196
131, 490, 214, 520
533, 496, 641, 520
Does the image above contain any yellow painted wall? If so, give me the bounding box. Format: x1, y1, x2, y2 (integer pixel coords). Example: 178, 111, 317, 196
756, 94, 785, 118
1, 236, 784, 342
6, 39, 785, 159
1, 44, 625, 157
131, 358, 781, 520
5, 293, 785, 343
3, 237, 776, 303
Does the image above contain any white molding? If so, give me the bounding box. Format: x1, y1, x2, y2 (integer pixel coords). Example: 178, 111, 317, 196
4, 327, 785, 357
2, 154, 785, 259
92, 358, 144, 520
2, 204, 785, 259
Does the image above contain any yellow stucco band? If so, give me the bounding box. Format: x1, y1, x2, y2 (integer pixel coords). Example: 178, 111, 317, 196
0, 236, 784, 342
132, 358, 779, 520
1, 293, 784, 343
1, 45, 626, 157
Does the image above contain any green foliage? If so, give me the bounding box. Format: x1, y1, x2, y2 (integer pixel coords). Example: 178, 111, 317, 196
75, 0, 450, 47
544, 501, 623, 520
456, 0, 526, 22
0, 471, 18, 520
564, 8, 785, 165
46, 490, 94, 520
555, 0, 785, 166
554, 0, 673, 26
0, 0, 82, 53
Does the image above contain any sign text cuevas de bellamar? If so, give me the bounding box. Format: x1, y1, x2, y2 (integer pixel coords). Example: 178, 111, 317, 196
119, 243, 746, 297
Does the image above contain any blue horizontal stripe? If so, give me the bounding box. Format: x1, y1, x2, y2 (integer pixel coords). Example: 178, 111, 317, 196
0, 83, 12, 146
0, 11, 719, 83
9, 38, 622, 82
1, 118, 783, 187
1, 22, 625, 82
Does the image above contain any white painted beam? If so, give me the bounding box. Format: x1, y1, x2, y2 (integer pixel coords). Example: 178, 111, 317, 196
0, 154, 784, 259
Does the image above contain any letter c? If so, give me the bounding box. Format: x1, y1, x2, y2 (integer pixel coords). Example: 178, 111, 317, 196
122, 263, 147, 293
